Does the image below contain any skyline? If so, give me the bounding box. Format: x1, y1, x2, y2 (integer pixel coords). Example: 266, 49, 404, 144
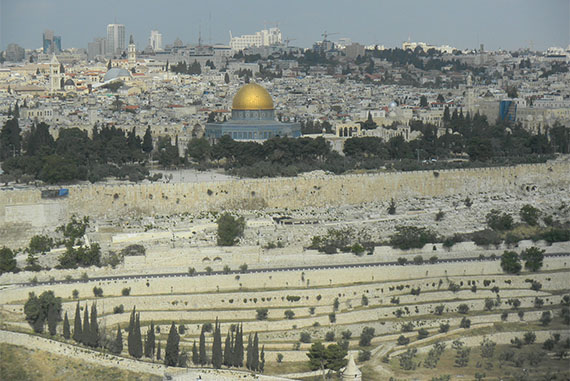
1, 0, 569, 52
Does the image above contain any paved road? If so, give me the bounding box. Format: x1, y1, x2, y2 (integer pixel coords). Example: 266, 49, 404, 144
23, 252, 570, 288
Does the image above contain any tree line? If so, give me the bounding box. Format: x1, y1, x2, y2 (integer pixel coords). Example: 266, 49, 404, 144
23, 295, 265, 371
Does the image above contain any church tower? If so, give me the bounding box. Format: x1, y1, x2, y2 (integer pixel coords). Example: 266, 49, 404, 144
49, 54, 61, 93
128, 35, 136, 66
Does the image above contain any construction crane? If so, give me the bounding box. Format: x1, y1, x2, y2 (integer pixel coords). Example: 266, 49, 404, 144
284, 38, 296, 47
321, 31, 338, 42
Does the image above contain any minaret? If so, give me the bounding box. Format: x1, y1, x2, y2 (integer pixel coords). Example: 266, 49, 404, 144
466, 74, 474, 115
128, 35, 136, 66
49, 54, 61, 93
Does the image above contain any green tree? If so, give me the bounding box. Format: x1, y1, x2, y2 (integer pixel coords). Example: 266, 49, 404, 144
224, 72, 230, 84
199, 326, 207, 365
0, 246, 17, 274
246, 334, 253, 370
47, 303, 58, 336
501, 250, 522, 274
24, 291, 61, 334
142, 126, 153, 154
486, 209, 513, 231
73, 302, 82, 342
165, 322, 180, 366
480, 337, 496, 358
420, 95, 428, 108
521, 246, 545, 272
307, 342, 348, 372
133, 313, 143, 358
217, 213, 245, 246
62, 312, 70, 339
112, 324, 123, 355
89, 303, 99, 347
260, 345, 265, 373
390, 226, 438, 250
192, 340, 199, 365
234, 323, 244, 367
251, 332, 259, 371
359, 327, 375, 347
145, 321, 156, 359
223, 331, 232, 367
520, 204, 540, 226
82, 303, 90, 345
187, 137, 212, 162
212, 319, 223, 369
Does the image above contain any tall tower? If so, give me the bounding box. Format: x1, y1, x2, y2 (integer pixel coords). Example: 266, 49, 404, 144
49, 55, 61, 93
107, 24, 126, 56
128, 35, 136, 66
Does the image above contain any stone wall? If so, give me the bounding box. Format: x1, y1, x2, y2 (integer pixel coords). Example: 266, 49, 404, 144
1, 162, 568, 232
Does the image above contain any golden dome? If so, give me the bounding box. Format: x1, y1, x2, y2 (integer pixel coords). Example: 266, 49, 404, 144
232, 83, 274, 110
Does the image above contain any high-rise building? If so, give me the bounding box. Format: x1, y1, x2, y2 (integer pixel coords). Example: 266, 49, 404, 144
107, 24, 126, 56
43, 29, 62, 54
229, 27, 282, 52
149, 30, 162, 51
87, 37, 107, 61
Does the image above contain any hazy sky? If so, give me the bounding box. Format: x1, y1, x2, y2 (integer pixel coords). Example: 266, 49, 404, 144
1, 0, 568, 51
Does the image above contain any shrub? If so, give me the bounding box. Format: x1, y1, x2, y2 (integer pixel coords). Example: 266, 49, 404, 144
359, 327, 375, 347
284, 310, 295, 319
205, 266, 213, 274
388, 198, 396, 215
120, 244, 145, 257
341, 330, 352, 340
500, 251, 522, 274
223, 265, 231, 274
439, 323, 450, 333
401, 322, 414, 332
239, 263, 248, 272
390, 226, 438, 250
413, 255, 424, 265
448, 282, 460, 292
113, 304, 124, 314
486, 209, 513, 231
523, 331, 536, 345
397, 335, 410, 345
329, 313, 336, 323
464, 197, 473, 208
429, 255, 438, 264
411, 287, 421, 296
521, 247, 545, 272
530, 280, 542, 291
300, 332, 311, 343
361, 295, 369, 306
325, 331, 335, 342
520, 204, 540, 226
358, 350, 371, 362
309, 307, 315, 315
434, 305, 445, 315
286, 295, 301, 302
277, 353, 284, 363
72, 289, 79, 299
121, 287, 131, 296
435, 210, 445, 221
457, 304, 470, 314
501, 311, 509, 321
459, 317, 471, 328
417, 328, 429, 340
540, 311, 552, 326
216, 213, 245, 246
534, 297, 544, 308
256, 308, 268, 320
472, 229, 502, 246
397, 257, 408, 265
92, 286, 103, 297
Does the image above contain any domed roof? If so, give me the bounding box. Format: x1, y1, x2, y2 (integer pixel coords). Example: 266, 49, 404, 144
232, 83, 274, 111
103, 67, 131, 82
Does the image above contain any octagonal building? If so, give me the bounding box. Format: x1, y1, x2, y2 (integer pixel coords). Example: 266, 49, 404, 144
205, 83, 301, 141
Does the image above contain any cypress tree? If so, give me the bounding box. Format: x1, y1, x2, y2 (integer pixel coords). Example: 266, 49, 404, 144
192, 340, 199, 365
82, 304, 90, 345
235, 324, 244, 368
251, 332, 259, 371
62, 312, 70, 339
157, 341, 161, 361
212, 318, 222, 369
127, 307, 136, 356
133, 313, 143, 358
260, 345, 265, 373
73, 302, 82, 342
164, 322, 180, 366
223, 331, 232, 367
199, 326, 207, 365
246, 333, 252, 370
47, 303, 57, 336
145, 321, 155, 359
111, 324, 123, 355
90, 303, 99, 347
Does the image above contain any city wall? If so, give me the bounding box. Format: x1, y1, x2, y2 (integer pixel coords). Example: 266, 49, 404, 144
1, 162, 568, 230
